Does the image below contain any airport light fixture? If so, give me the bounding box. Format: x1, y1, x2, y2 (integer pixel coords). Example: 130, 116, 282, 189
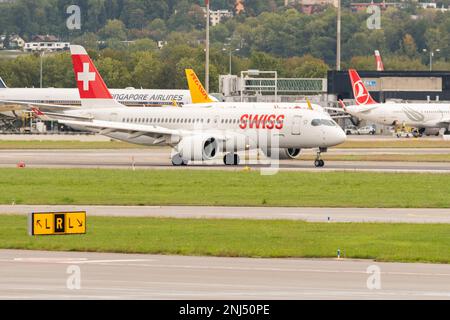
205, 0, 210, 93
222, 46, 240, 75
39, 50, 50, 88
423, 48, 440, 71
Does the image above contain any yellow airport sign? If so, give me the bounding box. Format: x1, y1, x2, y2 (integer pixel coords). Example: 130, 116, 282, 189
29, 211, 86, 236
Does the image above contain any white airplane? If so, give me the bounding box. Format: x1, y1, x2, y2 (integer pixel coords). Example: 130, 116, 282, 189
343, 69, 450, 136
0, 73, 217, 119
22, 45, 346, 167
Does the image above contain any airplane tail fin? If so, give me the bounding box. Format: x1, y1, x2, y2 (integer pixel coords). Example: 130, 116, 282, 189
348, 69, 377, 106
185, 69, 214, 104
70, 45, 123, 108
0, 77, 7, 89
374, 50, 384, 71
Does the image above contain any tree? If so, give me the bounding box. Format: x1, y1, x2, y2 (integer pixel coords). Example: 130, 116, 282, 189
96, 57, 132, 88
99, 19, 127, 41
402, 34, 417, 58
131, 51, 162, 88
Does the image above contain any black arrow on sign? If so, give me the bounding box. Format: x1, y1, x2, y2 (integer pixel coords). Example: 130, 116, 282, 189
36, 220, 42, 228
77, 219, 83, 227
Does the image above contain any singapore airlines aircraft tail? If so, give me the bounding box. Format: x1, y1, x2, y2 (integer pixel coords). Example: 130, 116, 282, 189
185, 69, 214, 104
70, 45, 123, 109
348, 69, 377, 106
374, 50, 384, 71
0, 77, 7, 89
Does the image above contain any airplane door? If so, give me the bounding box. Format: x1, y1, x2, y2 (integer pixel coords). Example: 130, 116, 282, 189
291, 115, 302, 135
109, 112, 118, 122
213, 115, 220, 128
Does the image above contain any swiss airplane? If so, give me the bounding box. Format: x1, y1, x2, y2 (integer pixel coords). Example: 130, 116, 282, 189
24, 45, 346, 167
343, 69, 450, 135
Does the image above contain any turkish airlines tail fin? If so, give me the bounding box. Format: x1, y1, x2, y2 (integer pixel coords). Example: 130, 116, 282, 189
348, 69, 377, 106
0, 77, 7, 89
374, 50, 384, 71
185, 69, 214, 104
70, 45, 123, 108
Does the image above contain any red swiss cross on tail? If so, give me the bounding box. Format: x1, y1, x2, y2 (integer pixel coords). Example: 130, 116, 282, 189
348, 69, 377, 106
70, 45, 122, 108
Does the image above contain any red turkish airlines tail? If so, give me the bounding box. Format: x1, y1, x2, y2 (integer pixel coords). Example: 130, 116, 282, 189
70, 45, 123, 108
348, 69, 377, 106
374, 50, 384, 71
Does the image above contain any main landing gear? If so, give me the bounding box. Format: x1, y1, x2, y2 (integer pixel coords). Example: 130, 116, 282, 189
314, 148, 326, 168
171, 153, 188, 166
223, 153, 240, 165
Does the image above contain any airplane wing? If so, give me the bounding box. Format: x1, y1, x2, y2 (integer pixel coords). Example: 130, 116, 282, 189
31, 108, 228, 144
432, 118, 450, 126
0, 100, 76, 110
324, 107, 345, 112
0, 104, 25, 112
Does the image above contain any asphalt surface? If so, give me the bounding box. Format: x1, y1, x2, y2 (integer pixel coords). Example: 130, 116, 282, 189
1, 149, 450, 173
1, 250, 449, 299
1, 205, 450, 223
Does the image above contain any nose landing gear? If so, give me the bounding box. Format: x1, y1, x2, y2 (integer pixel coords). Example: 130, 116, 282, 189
314, 148, 326, 167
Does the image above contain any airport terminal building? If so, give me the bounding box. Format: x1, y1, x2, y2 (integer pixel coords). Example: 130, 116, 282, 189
327, 70, 450, 103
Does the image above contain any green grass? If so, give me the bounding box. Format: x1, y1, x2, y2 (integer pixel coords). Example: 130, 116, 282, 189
2, 215, 450, 263
0, 140, 146, 149
1, 168, 450, 208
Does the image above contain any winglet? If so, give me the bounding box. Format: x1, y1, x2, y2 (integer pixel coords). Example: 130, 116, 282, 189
185, 69, 214, 104
31, 107, 51, 121
338, 99, 347, 112
0, 77, 7, 89
348, 69, 377, 106
306, 98, 313, 110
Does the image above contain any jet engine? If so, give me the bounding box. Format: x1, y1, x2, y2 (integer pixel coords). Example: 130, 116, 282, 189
264, 148, 301, 160
178, 135, 219, 161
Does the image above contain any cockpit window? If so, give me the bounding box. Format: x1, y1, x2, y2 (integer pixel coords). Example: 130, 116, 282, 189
311, 119, 321, 126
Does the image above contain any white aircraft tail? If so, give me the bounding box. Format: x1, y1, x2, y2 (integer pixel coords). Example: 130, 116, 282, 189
0, 77, 7, 89
374, 50, 384, 71
70, 45, 123, 109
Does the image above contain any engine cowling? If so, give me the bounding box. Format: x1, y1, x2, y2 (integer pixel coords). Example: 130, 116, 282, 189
422, 128, 441, 136
264, 148, 301, 160
178, 135, 219, 161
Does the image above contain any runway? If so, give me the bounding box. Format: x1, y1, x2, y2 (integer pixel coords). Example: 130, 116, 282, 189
1, 149, 450, 173
1, 205, 450, 223
1, 250, 449, 299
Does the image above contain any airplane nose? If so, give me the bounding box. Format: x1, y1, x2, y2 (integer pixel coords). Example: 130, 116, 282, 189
326, 127, 346, 146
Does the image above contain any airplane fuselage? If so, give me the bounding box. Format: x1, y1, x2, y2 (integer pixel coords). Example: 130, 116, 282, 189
346, 102, 450, 129
65, 105, 346, 150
